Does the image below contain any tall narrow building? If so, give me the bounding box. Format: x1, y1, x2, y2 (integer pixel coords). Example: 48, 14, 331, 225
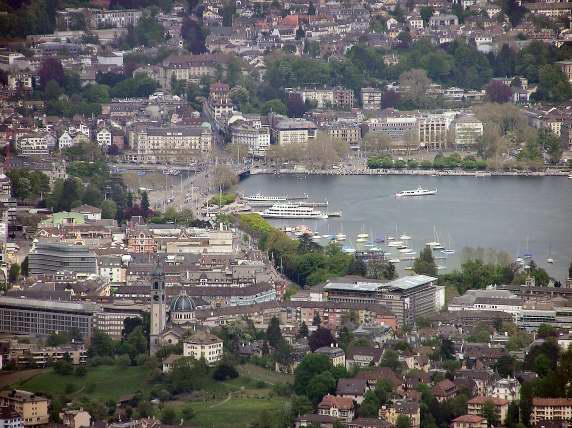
149, 263, 167, 355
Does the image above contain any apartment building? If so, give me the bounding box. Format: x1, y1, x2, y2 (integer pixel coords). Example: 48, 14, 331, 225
230, 122, 271, 158
453, 115, 483, 148
363, 114, 417, 141
16, 132, 50, 156
418, 114, 449, 149
321, 122, 361, 148
129, 125, 212, 164
205, 82, 234, 121
8, 73, 33, 91
467, 396, 509, 424
531, 398, 572, 424
0, 407, 23, 428
28, 242, 97, 276
160, 54, 229, 87
91, 9, 142, 28
272, 119, 318, 145
183, 331, 223, 365
361, 87, 382, 110
0, 391, 49, 427
96, 128, 112, 148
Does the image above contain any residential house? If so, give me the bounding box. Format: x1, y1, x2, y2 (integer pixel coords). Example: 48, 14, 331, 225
432, 379, 457, 402
488, 378, 520, 402
315, 346, 346, 367
336, 378, 369, 405
96, 128, 112, 148
318, 394, 355, 423
345, 347, 384, 369
59, 131, 74, 150
379, 400, 421, 428
59, 408, 91, 428
451, 415, 487, 428
183, 331, 223, 365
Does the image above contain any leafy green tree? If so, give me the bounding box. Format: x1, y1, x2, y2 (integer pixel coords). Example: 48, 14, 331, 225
160, 406, 177, 425
44, 80, 63, 101
482, 400, 500, 427
266, 316, 283, 348
397, 415, 412, 428
413, 246, 437, 276
380, 349, 401, 372
89, 330, 115, 357
141, 191, 150, 218
298, 321, 309, 338
535, 64, 572, 102
14, 177, 31, 201
101, 200, 118, 219
8, 263, 20, 284
261, 99, 287, 116
181, 16, 207, 54
420, 6, 434, 23
359, 390, 381, 417
294, 353, 333, 395
306, 371, 336, 404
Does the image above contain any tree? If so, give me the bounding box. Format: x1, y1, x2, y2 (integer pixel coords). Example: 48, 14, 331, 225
14, 177, 31, 201
312, 313, 321, 327
160, 407, 177, 425
494, 355, 516, 378
309, 327, 335, 352
359, 391, 381, 417
287, 94, 306, 118
43, 80, 63, 101
141, 191, 150, 218
266, 316, 283, 348
397, 415, 412, 428
89, 330, 115, 357
534, 65, 572, 102
261, 99, 287, 116
53, 360, 74, 375
337, 326, 353, 352
380, 349, 401, 372
101, 200, 118, 219
213, 363, 239, 381
212, 165, 239, 191
181, 17, 207, 54
294, 353, 333, 395
306, 371, 336, 404
381, 90, 401, 109
420, 6, 434, 23
298, 321, 309, 338
413, 246, 437, 276
485, 81, 512, 103
482, 400, 500, 427
399, 69, 431, 106
39, 58, 65, 89
308, 1, 316, 15
8, 263, 20, 284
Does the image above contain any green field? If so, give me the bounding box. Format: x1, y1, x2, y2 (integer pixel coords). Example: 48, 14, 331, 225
190, 397, 287, 428
12, 365, 150, 401
237, 363, 294, 385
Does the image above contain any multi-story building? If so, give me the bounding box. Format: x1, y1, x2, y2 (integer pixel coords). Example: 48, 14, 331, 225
0, 49, 25, 72
429, 13, 459, 28
91, 9, 142, 28
379, 400, 421, 428
467, 396, 508, 424
205, 82, 234, 121
361, 87, 382, 110
160, 54, 229, 87
531, 398, 572, 424
286, 87, 354, 109
363, 114, 417, 142
96, 128, 112, 148
0, 391, 49, 427
7, 73, 33, 91
16, 132, 50, 156
323, 275, 439, 326
417, 114, 449, 150
0, 407, 23, 428
556, 61, 572, 83
230, 121, 271, 158
448, 289, 522, 321
0, 297, 97, 338
28, 242, 97, 277
453, 115, 484, 149
183, 331, 223, 365
451, 415, 487, 428
321, 122, 361, 148
59, 409, 91, 428
561, 123, 572, 152
488, 378, 520, 402
525, 2, 572, 17
318, 395, 355, 423
272, 119, 318, 145
129, 125, 212, 164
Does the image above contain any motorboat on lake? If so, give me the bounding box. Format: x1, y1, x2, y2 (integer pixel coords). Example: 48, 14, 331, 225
396, 187, 437, 197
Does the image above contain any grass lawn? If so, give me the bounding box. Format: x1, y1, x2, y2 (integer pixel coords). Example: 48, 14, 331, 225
190, 397, 287, 428
13, 365, 150, 401
237, 364, 294, 385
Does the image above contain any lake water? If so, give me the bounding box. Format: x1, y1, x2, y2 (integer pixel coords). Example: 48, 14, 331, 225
237, 174, 572, 282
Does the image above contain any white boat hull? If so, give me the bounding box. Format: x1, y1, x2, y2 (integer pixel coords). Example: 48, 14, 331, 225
260, 213, 328, 219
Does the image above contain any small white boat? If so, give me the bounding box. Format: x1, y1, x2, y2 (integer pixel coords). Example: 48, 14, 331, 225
432, 245, 445, 251
441, 249, 455, 255
356, 238, 368, 243
404, 266, 414, 271
399, 248, 412, 253
357, 233, 369, 239
397, 245, 408, 250
388, 258, 401, 263
568, 174, 572, 179
547, 258, 554, 264
342, 245, 355, 254
387, 241, 404, 247
321, 234, 333, 240
396, 187, 437, 197
387, 236, 395, 241
399, 234, 411, 240
335, 233, 347, 241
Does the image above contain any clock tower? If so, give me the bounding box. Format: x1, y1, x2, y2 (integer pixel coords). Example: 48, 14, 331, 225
149, 262, 166, 355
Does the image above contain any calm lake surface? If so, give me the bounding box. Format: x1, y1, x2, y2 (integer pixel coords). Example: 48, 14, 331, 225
237, 174, 572, 281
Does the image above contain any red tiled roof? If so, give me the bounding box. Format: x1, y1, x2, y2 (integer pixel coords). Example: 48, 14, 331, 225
318, 394, 354, 411
468, 396, 508, 406
453, 415, 486, 423
532, 398, 572, 407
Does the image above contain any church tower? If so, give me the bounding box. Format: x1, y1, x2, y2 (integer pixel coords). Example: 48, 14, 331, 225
149, 262, 166, 355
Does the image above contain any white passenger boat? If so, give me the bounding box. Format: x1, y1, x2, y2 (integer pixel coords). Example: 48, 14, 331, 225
259, 203, 328, 219
387, 241, 404, 247
399, 234, 411, 240
396, 187, 437, 197
243, 193, 288, 202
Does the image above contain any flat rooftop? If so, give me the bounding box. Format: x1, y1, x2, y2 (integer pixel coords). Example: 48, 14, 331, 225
324, 275, 437, 292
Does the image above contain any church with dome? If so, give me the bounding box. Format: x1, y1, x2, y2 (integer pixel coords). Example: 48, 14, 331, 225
149, 263, 203, 354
